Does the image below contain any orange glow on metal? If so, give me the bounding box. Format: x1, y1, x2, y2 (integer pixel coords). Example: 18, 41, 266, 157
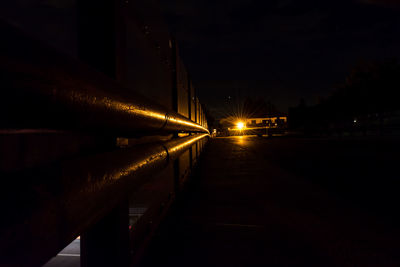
87, 134, 209, 190
108, 150, 168, 181
168, 134, 208, 155
67, 90, 208, 132
167, 116, 206, 131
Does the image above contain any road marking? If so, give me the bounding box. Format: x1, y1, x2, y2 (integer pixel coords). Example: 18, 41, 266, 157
57, 254, 80, 257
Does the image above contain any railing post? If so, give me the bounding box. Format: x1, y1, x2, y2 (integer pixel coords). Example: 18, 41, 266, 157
189, 146, 193, 169
173, 159, 180, 196
171, 37, 178, 116
81, 200, 129, 267
188, 76, 192, 121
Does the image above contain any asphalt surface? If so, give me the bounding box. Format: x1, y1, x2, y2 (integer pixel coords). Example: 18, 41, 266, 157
140, 136, 400, 267
42, 239, 80, 267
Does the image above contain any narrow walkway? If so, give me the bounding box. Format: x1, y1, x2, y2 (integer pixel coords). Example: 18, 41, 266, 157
140, 136, 400, 267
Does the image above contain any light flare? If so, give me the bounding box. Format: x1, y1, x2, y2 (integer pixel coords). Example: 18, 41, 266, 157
236, 121, 245, 130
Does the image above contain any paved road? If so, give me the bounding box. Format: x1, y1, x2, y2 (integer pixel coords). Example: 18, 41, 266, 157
140, 136, 400, 267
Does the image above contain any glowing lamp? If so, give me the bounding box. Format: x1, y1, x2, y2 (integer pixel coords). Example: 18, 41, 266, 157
236, 121, 245, 130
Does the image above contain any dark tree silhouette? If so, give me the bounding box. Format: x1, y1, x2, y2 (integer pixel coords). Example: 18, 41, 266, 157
289, 58, 400, 135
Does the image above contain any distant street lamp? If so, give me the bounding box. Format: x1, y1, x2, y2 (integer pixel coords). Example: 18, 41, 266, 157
236, 121, 245, 130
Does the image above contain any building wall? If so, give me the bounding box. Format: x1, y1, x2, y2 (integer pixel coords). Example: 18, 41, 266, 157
246, 117, 287, 125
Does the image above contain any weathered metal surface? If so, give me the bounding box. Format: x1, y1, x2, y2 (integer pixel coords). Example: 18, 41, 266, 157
118, 0, 174, 110
0, 134, 208, 267
0, 22, 208, 136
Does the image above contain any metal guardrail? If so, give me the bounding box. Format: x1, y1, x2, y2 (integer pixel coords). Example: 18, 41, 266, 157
0, 134, 208, 267
0, 21, 210, 267
0, 22, 208, 136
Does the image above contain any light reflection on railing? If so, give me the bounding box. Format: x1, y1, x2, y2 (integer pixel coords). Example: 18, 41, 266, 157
80, 134, 209, 193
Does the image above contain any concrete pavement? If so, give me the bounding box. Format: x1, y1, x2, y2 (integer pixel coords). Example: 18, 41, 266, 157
140, 136, 400, 266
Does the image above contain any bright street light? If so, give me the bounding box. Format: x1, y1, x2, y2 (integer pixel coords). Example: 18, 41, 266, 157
236, 121, 245, 130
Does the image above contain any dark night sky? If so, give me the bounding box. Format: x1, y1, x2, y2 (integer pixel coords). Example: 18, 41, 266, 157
1, 1, 400, 117
159, 0, 400, 115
